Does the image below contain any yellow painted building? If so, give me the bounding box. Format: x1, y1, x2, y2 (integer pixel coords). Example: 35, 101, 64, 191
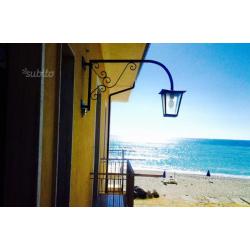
1, 43, 148, 207
39, 43, 148, 206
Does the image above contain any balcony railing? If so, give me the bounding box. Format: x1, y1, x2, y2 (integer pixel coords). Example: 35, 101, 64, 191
91, 158, 134, 207
91, 149, 163, 207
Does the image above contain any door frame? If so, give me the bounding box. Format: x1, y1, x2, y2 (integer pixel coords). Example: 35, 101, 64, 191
54, 44, 75, 206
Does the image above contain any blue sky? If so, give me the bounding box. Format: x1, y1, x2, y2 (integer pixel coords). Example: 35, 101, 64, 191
110, 44, 250, 142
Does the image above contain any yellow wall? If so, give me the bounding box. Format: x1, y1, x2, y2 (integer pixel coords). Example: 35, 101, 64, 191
69, 43, 108, 206
40, 43, 110, 206
40, 43, 146, 207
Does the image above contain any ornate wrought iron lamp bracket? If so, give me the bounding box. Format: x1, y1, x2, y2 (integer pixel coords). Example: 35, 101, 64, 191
81, 57, 175, 116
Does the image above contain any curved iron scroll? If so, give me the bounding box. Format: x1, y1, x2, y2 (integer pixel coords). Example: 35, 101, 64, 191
90, 62, 137, 100
81, 58, 175, 116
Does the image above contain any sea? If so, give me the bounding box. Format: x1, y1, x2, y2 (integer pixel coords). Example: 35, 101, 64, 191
109, 138, 250, 179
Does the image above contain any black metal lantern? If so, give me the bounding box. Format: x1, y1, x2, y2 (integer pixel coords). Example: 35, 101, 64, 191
159, 89, 186, 117
81, 58, 186, 118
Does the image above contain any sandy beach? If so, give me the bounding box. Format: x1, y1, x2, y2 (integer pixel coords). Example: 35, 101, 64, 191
134, 169, 250, 207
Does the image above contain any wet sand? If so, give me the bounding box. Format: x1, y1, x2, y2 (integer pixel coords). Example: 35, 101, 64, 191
134, 170, 250, 207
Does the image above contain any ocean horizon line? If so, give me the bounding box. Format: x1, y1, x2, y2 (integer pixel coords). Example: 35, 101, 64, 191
110, 135, 250, 143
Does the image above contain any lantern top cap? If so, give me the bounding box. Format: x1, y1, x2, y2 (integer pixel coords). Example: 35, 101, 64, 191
159, 89, 186, 95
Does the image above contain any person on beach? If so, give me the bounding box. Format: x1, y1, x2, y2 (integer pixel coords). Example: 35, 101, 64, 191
162, 170, 167, 185
163, 170, 166, 178
206, 170, 211, 177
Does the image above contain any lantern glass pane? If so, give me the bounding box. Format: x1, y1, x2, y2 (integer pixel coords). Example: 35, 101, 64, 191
165, 92, 182, 116
161, 93, 166, 115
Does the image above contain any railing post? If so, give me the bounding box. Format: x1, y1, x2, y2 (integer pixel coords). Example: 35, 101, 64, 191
121, 149, 125, 192
122, 149, 125, 161
126, 160, 134, 207
105, 157, 108, 193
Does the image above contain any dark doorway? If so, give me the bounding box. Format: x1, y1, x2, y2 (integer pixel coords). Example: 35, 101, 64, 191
1, 44, 42, 206
0, 45, 8, 206
55, 44, 74, 206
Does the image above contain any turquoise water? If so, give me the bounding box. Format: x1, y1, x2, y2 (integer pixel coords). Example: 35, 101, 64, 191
110, 138, 250, 178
